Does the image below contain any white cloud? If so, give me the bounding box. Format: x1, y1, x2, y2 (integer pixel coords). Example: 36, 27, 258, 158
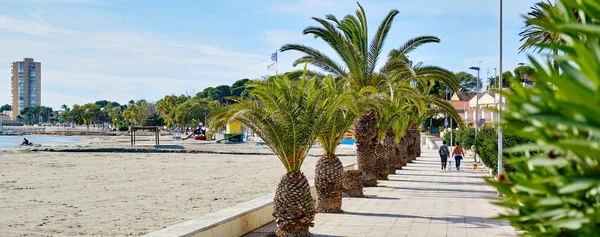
41, 70, 200, 107
0, 16, 73, 37
0, 15, 273, 109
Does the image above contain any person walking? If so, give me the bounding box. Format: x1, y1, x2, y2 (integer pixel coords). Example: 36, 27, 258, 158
452, 142, 466, 170
438, 141, 450, 170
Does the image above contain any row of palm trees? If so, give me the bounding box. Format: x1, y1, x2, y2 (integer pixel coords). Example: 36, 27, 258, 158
209, 3, 461, 237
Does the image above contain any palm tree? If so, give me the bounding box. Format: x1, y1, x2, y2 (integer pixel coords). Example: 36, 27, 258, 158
382, 50, 460, 167
281, 3, 454, 187
209, 73, 326, 236
374, 97, 407, 178
314, 76, 359, 213
382, 80, 460, 174
60, 104, 70, 112
519, 0, 561, 71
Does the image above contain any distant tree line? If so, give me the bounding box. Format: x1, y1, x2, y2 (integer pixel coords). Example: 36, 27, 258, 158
0, 104, 11, 112
12, 78, 253, 130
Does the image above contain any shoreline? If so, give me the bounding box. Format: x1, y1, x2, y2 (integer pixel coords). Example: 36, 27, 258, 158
0, 135, 357, 236
6, 134, 357, 156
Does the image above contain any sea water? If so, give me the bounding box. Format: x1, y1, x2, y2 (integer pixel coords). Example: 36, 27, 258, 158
0, 136, 86, 150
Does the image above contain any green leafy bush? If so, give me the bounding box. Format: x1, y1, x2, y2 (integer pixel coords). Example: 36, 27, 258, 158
443, 127, 475, 149
486, 0, 600, 235
444, 127, 529, 174
118, 124, 129, 132
475, 127, 497, 171
475, 127, 530, 175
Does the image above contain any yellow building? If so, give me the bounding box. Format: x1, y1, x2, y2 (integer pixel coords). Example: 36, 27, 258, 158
226, 120, 242, 134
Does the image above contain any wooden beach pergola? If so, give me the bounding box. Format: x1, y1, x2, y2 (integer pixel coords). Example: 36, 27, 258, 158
130, 126, 160, 146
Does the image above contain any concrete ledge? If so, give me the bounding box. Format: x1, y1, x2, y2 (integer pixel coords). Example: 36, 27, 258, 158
144, 162, 356, 237
426, 136, 441, 150
145, 193, 274, 237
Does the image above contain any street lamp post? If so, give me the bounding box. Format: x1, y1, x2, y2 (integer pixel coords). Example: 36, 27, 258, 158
498, 0, 504, 189
493, 68, 498, 126
469, 62, 481, 163
445, 87, 454, 146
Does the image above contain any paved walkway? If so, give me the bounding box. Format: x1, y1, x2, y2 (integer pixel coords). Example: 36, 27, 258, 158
246, 149, 517, 237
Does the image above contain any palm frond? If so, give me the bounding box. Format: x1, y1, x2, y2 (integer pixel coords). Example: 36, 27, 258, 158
519, 0, 562, 53
281, 44, 347, 76
391, 36, 441, 58
368, 9, 399, 77
209, 73, 327, 172
316, 76, 359, 155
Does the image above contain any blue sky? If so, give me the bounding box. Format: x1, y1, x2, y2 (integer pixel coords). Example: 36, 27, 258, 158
0, 0, 542, 109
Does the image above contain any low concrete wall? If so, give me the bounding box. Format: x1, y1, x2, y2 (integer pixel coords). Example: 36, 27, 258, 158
425, 136, 441, 150
144, 193, 276, 237
144, 163, 356, 237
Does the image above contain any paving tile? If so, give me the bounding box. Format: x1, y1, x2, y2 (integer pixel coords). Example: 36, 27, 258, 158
246, 148, 518, 237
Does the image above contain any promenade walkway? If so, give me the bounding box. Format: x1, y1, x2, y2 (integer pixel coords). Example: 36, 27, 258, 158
246, 149, 517, 237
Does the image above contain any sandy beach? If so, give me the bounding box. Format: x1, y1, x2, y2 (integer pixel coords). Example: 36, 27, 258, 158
0, 135, 357, 236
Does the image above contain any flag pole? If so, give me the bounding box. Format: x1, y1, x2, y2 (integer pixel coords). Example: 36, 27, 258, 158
268, 51, 279, 78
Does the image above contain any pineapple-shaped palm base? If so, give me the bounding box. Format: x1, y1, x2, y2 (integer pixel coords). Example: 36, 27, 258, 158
375, 144, 390, 180
274, 172, 315, 237
315, 154, 344, 213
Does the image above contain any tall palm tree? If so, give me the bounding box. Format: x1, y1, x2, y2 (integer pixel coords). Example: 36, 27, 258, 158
281, 3, 398, 186
314, 76, 359, 213
209, 72, 326, 236
281, 3, 455, 187
519, 0, 562, 71
386, 65, 461, 167
384, 82, 460, 173
383, 50, 460, 167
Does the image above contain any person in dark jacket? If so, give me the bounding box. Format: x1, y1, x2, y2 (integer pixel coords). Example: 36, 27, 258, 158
438, 141, 451, 170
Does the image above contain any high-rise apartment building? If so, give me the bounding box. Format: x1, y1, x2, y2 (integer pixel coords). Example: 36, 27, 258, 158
11, 58, 41, 119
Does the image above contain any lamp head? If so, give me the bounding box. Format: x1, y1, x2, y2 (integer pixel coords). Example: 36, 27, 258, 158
469, 66, 480, 71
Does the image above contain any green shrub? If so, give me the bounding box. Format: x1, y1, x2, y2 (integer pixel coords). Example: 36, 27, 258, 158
475, 127, 528, 175
475, 127, 497, 171
118, 124, 129, 132
486, 1, 600, 235
442, 129, 451, 144
144, 113, 165, 126
458, 127, 475, 148
443, 127, 475, 149
444, 127, 530, 174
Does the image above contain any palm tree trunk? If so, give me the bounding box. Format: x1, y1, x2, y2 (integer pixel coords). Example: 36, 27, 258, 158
415, 131, 422, 157
374, 143, 389, 180
403, 131, 414, 163
407, 129, 419, 161
274, 172, 315, 237
355, 109, 379, 187
315, 154, 344, 213
397, 133, 410, 168
382, 130, 398, 174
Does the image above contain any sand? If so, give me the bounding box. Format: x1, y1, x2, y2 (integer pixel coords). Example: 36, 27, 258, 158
0, 135, 357, 236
